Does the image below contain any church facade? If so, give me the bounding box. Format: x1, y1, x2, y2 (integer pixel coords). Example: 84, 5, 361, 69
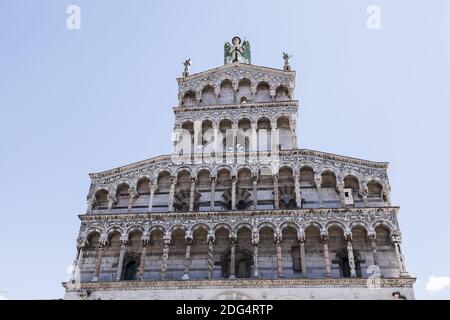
63, 38, 415, 300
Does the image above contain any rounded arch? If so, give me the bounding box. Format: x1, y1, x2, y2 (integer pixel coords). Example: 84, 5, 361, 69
349, 221, 370, 234
372, 220, 396, 236
213, 223, 232, 234
84, 228, 102, 241
170, 224, 187, 233
275, 84, 290, 101
301, 221, 324, 233
325, 221, 348, 234
126, 225, 144, 238
106, 227, 123, 240
257, 221, 277, 233
201, 84, 216, 106
219, 79, 234, 104
191, 223, 210, 234
235, 222, 253, 233
255, 81, 270, 102
280, 221, 300, 234
182, 90, 197, 107
148, 225, 166, 236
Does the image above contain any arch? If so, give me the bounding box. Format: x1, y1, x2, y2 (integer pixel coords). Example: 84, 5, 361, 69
106, 227, 123, 240
237, 78, 252, 103
367, 180, 383, 198
275, 85, 290, 101
219, 79, 234, 104
349, 221, 370, 233
191, 223, 210, 234
200, 84, 216, 106
182, 90, 197, 107
257, 222, 277, 233
235, 222, 253, 233
126, 225, 144, 238
148, 225, 166, 236
84, 228, 102, 242
321, 170, 337, 189
325, 221, 347, 234
255, 81, 270, 102
344, 175, 360, 192
280, 221, 299, 234
170, 224, 187, 233
93, 188, 109, 210
372, 220, 395, 236
299, 165, 315, 186
213, 223, 232, 234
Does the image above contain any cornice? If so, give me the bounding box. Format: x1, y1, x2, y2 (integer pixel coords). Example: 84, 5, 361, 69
88, 149, 388, 180
79, 206, 400, 221
173, 100, 298, 113
176, 62, 295, 84
63, 277, 416, 291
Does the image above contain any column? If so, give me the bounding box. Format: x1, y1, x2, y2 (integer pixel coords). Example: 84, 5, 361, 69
138, 236, 150, 280
107, 194, 114, 211
392, 236, 409, 277
273, 175, 280, 210
337, 182, 346, 206
252, 176, 258, 210
193, 121, 202, 164
182, 235, 193, 280
189, 177, 196, 212
92, 240, 106, 282
168, 177, 176, 212
161, 233, 171, 280
210, 176, 216, 210
315, 176, 323, 207
229, 234, 236, 279
70, 241, 85, 282
207, 232, 215, 279
115, 238, 127, 281
294, 173, 301, 208
299, 234, 307, 276
128, 188, 138, 212
383, 183, 392, 206
346, 234, 357, 277
87, 197, 94, 214
148, 183, 156, 211
275, 234, 284, 278
322, 234, 332, 277
271, 120, 278, 153
252, 230, 259, 278
368, 233, 379, 268
231, 176, 237, 210
250, 121, 258, 153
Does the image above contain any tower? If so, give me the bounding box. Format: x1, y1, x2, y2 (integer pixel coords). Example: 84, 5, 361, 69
63, 37, 415, 300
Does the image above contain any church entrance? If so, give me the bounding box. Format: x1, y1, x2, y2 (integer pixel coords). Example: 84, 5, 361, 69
220, 247, 253, 279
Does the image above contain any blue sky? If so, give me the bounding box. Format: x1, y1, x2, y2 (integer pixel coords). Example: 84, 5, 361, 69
0, 0, 449, 299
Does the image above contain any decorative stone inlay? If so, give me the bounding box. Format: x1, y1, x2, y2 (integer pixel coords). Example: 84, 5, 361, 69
63, 277, 416, 291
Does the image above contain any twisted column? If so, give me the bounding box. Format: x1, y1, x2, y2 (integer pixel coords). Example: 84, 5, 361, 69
161, 233, 171, 280
115, 238, 127, 281
273, 174, 280, 210
207, 232, 215, 279
189, 177, 196, 212
391, 235, 409, 277
368, 232, 379, 268
231, 176, 237, 210
345, 233, 357, 277
315, 175, 323, 207
298, 233, 307, 276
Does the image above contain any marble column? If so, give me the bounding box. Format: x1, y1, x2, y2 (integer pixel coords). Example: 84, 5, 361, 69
207, 233, 215, 279
189, 177, 196, 212
161, 234, 171, 280
252, 230, 259, 278
107, 194, 114, 211
275, 234, 284, 278
229, 235, 236, 279
337, 182, 346, 206
92, 240, 106, 282
299, 235, 307, 276
210, 176, 216, 210
182, 235, 193, 280
294, 173, 301, 208
71, 241, 85, 282
369, 233, 379, 268
315, 176, 323, 207
392, 235, 408, 277
322, 234, 332, 277
115, 239, 127, 281
168, 177, 176, 212
273, 174, 280, 210
346, 234, 357, 277
138, 236, 150, 280
252, 176, 258, 210
231, 176, 237, 210
250, 122, 258, 153
148, 183, 156, 211
271, 120, 278, 153
128, 188, 138, 212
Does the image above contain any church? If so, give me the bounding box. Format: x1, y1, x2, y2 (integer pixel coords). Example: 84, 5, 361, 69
63, 37, 415, 300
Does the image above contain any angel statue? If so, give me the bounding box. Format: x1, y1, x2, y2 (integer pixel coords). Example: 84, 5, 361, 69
224, 36, 251, 65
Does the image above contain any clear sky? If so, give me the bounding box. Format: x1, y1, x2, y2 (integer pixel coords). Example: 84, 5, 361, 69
0, 0, 449, 300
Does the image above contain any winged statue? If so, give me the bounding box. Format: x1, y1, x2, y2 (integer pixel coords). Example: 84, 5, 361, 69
224, 36, 251, 65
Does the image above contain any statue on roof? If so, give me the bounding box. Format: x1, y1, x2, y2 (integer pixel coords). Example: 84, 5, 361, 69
224, 36, 251, 65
